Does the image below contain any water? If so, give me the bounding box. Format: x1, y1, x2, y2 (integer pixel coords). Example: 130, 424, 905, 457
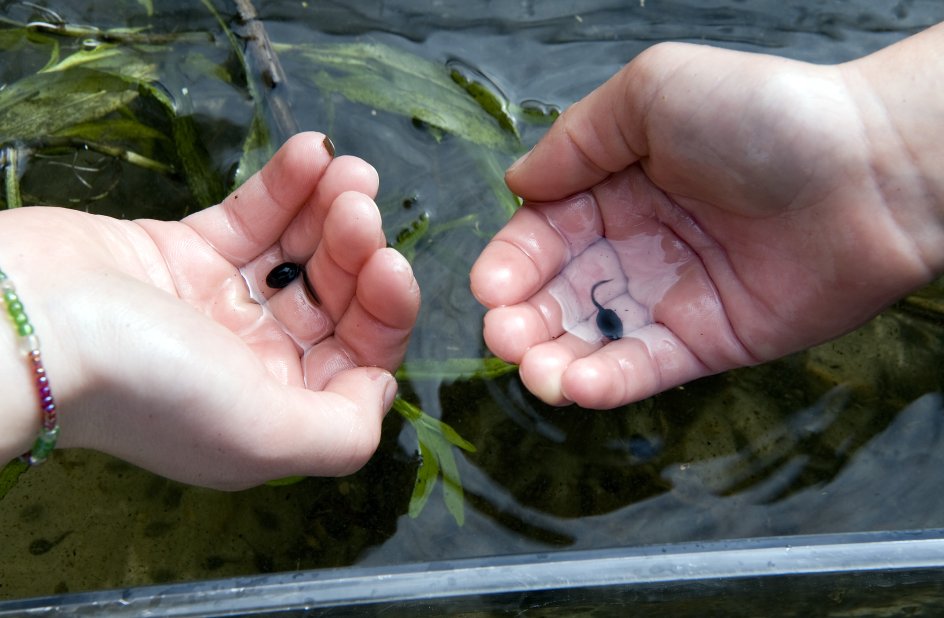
1, 0, 944, 600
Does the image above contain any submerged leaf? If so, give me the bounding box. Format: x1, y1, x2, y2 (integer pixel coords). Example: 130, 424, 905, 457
53, 117, 169, 144
394, 396, 477, 525
0, 459, 28, 502
265, 475, 306, 487
409, 439, 440, 518
42, 44, 157, 83
0, 68, 140, 143
281, 42, 519, 150
438, 448, 466, 526
396, 356, 518, 382
2, 145, 22, 208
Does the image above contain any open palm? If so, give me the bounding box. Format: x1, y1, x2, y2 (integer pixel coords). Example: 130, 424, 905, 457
471, 43, 938, 409
2, 132, 419, 487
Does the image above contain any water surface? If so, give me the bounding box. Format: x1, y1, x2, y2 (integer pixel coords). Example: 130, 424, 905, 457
1, 0, 943, 599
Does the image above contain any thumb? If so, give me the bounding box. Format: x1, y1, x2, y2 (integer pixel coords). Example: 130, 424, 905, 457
505, 42, 707, 202
273, 367, 398, 478
504, 58, 647, 201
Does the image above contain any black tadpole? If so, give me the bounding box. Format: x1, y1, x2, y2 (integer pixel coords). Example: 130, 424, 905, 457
266, 262, 301, 289
591, 279, 623, 341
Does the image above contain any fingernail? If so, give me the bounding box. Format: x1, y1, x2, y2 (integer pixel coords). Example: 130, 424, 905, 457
507, 148, 532, 174
323, 135, 336, 158
381, 373, 398, 412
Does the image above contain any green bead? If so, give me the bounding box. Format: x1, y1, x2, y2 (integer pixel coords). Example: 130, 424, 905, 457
16, 322, 34, 337
28, 427, 60, 465
3, 289, 17, 303
6, 300, 23, 313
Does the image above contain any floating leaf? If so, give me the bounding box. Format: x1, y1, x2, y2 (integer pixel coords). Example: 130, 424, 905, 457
448, 61, 519, 140
392, 211, 430, 262
281, 42, 519, 150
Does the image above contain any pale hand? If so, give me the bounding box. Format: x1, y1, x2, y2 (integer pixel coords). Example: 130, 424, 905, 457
471, 34, 944, 409
0, 132, 420, 488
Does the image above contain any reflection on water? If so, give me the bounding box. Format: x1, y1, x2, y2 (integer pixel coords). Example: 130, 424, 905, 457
2, 0, 944, 599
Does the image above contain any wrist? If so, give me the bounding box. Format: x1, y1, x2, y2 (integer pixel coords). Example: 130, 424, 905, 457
0, 268, 50, 462
0, 208, 92, 463
842, 23, 944, 278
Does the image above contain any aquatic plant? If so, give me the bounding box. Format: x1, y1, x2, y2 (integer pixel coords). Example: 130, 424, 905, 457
0, 1, 531, 525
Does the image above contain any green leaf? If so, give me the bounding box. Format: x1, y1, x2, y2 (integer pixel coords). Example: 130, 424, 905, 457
416, 413, 477, 453
409, 439, 440, 518
265, 475, 306, 487
396, 356, 518, 382
0, 68, 140, 143
0, 459, 28, 502
438, 447, 466, 526
232, 111, 275, 189
200, 0, 279, 191
139, 82, 226, 208
2, 145, 22, 209
53, 117, 169, 144
448, 64, 519, 140
391, 211, 430, 262
394, 396, 477, 525
42, 44, 157, 83
281, 42, 520, 150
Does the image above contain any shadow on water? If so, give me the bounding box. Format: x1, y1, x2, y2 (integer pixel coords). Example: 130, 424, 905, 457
1, 0, 944, 599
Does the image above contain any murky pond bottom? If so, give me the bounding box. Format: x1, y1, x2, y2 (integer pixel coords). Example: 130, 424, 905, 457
2, 0, 944, 611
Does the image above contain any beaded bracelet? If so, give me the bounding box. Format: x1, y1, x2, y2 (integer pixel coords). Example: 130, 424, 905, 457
0, 267, 59, 465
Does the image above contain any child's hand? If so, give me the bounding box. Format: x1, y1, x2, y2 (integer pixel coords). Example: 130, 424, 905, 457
0, 132, 420, 488
472, 32, 944, 409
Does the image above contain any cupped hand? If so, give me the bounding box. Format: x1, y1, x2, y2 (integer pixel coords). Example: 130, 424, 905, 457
1, 132, 420, 488
471, 41, 942, 409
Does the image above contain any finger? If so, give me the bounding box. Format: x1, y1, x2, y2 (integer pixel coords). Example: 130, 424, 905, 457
518, 334, 601, 406
307, 191, 387, 322
303, 248, 419, 389
504, 59, 648, 201
339, 248, 419, 367
482, 304, 548, 364
280, 155, 380, 260
242, 190, 388, 350
559, 324, 709, 409
518, 323, 709, 409
261, 367, 397, 480
479, 263, 620, 364
183, 132, 335, 264
471, 193, 603, 308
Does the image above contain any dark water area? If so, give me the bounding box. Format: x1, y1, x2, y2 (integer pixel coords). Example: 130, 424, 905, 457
1, 0, 944, 601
